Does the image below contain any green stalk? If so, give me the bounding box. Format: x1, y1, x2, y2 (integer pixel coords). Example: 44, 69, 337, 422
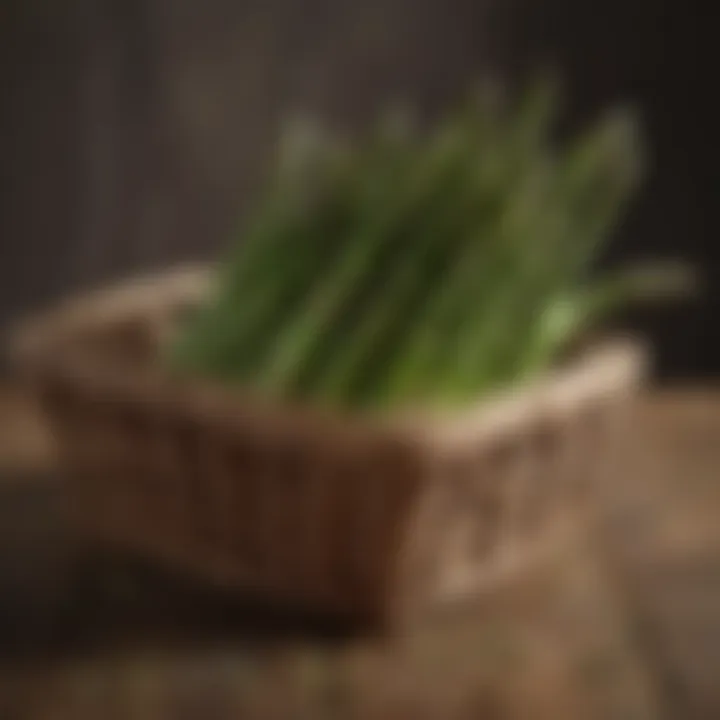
172, 192, 357, 381
169, 120, 349, 373
375, 81, 559, 405
217, 118, 344, 292
444, 109, 642, 400
170, 179, 355, 377
490, 109, 644, 387
306, 97, 506, 406
517, 261, 697, 379
252, 109, 475, 396
310, 162, 477, 405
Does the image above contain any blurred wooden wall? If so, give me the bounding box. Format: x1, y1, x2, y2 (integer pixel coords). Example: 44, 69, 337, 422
1, 0, 715, 378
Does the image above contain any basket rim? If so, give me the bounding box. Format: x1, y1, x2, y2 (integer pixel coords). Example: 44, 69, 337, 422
9, 264, 649, 450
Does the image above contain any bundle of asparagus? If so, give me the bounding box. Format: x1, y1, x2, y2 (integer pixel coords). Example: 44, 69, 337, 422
169, 82, 691, 410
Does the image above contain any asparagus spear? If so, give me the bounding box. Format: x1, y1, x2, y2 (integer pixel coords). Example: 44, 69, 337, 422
517, 261, 696, 380
374, 82, 559, 405
487, 108, 643, 388
169, 119, 348, 373
303, 100, 502, 406
441, 109, 642, 401
180, 153, 365, 382
252, 108, 473, 396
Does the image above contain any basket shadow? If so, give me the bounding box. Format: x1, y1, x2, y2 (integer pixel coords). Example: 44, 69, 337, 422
0, 474, 363, 664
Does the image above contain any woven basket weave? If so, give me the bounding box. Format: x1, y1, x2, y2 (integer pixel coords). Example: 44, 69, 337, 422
10, 266, 647, 627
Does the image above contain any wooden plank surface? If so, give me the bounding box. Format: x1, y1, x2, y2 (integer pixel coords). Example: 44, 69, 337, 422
1, 386, 719, 718
597, 390, 720, 718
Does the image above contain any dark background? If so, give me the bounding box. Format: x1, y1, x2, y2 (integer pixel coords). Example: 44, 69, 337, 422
1, 0, 715, 379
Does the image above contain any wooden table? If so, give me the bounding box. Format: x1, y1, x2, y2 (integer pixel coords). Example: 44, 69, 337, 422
1, 387, 719, 719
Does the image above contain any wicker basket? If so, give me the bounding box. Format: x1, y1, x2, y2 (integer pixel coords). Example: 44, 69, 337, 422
10, 266, 647, 627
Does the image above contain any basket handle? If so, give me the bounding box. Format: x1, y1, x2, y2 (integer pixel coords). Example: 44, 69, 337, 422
7, 264, 214, 367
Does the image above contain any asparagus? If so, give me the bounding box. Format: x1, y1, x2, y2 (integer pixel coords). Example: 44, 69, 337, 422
252, 109, 473, 396
492, 109, 644, 387
517, 261, 696, 380
169, 120, 348, 374
304, 101, 499, 405
440, 109, 642, 400
374, 82, 559, 405
168, 81, 677, 412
